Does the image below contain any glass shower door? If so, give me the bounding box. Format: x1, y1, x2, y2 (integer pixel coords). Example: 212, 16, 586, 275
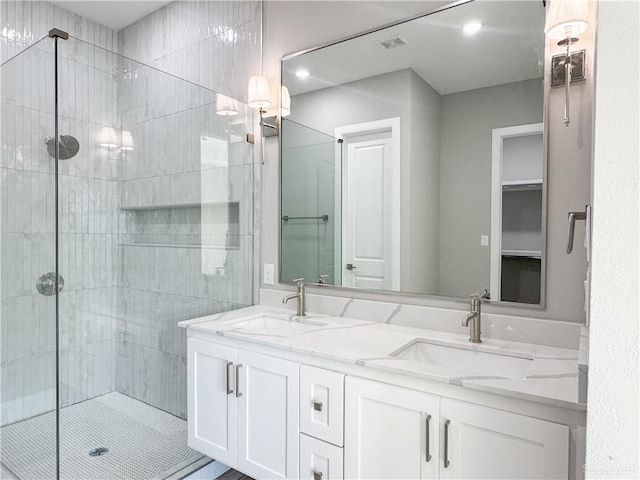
1, 36, 58, 479
53, 35, 254, 479
281, 119, 343, 286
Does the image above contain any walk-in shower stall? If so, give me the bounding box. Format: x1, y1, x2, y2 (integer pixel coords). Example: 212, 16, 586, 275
1, 29, 254, 479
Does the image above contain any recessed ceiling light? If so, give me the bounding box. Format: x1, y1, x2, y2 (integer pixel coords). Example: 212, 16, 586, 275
295, 69, 310, 79
463, 20, 482, 36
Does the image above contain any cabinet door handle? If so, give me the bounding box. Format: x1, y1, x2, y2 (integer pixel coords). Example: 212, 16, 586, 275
444, 419, 451, 468
226, 361, 234, 395
235, 364, 243, 398
313, 401, 323, 412
313, 471, 323, 480
425, 414, 432, 462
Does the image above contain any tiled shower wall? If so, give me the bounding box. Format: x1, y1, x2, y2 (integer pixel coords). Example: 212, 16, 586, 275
1, 2, 118, 424
115, 1, 260, 418
1, 0, 261, 423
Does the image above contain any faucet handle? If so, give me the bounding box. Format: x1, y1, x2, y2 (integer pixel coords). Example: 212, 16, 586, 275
318, 274, 329, 284
292, 277, 304, 285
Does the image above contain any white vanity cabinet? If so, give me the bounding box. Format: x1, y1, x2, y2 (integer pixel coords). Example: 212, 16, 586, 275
344, 377, 569, 480
439, 398, 569, 480
187, 338, 299, 480
344, 377, 440, 479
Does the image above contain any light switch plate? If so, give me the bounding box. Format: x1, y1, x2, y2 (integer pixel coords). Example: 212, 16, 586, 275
263, 263, 275, 285
481, 235, 489, 247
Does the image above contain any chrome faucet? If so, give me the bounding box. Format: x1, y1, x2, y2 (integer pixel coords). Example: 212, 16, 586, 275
462, 289, 489, 343
282, 278, 306, 316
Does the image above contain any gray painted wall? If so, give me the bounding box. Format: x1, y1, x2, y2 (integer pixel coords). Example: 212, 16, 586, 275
288, 69, 441, 293
438, 78, 543, 298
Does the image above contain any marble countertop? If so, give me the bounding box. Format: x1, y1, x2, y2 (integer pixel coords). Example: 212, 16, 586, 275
180, 305, 585, 411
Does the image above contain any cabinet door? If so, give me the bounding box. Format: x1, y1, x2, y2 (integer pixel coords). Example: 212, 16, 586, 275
440, 398, 569, 480
300, 434, 344, 480
236, 350, 300, 479
344, 377, 440, 479
187, 338, 237, 466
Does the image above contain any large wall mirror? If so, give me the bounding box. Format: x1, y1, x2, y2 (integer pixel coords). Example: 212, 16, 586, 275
280, 0, 546, 305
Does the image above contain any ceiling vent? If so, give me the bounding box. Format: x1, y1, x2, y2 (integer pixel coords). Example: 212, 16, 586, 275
375, 35, 408, 50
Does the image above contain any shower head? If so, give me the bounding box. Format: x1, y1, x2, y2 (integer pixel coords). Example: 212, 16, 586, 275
44, 135, 80, 160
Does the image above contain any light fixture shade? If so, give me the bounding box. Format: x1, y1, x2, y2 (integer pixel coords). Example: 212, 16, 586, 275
281, 86, 291, 117
545, 0, 589, 40
248, 75, 271, 109
216, 94, 239, 116
99, 127, 118, 148
121, 130, 135, 151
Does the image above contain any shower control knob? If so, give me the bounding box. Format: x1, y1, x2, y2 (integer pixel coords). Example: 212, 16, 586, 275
36, 272, 64, 296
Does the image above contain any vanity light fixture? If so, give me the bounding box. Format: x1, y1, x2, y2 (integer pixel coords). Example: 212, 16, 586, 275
545, 0, 589, 126
216, 93, 239, 116
98, 127, 118, 149
295, 68, 310, 79
121, 130, 135, 151
463, 20, 482, 35
247, 75, 278, 140
281, 86, 291, 118
248, 75, 272, 109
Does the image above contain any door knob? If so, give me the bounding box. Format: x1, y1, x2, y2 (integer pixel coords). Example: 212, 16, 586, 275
346, 263, 356, 270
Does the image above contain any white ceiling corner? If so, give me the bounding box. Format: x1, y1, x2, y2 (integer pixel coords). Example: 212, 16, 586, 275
52, 1, 172, 31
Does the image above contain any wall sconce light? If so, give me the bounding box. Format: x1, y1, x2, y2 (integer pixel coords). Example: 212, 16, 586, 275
99, 127, 118, 148
545, 0, 589, 126
281, 86, 291, 118
216, 93, 239, 117
121, 130, 135, 151
248, 75, 278, 137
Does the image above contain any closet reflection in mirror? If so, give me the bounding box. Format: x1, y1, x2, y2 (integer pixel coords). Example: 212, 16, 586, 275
280, 0, 546, 304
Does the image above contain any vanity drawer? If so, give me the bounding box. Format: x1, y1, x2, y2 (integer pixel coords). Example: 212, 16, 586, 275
300, 365, 345, 446
300, 434, 343, 480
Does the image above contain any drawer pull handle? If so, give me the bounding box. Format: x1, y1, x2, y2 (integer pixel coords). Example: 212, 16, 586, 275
313, 401, 323, 412
226, 361, 234, 395
313, 471, 323, 480
444, 419, 451, 468
235, 364, 243, 398
425, 414, 432, 462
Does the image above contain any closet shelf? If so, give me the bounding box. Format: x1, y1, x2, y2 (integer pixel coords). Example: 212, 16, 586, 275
502, 179, 543, 191
502, 249, 542, 259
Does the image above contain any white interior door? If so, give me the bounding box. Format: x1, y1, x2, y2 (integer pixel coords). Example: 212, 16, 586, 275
342, 131, 394, 290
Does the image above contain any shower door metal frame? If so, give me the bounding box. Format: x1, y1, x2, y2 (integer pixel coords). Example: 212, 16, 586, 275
49, 26, 69, 480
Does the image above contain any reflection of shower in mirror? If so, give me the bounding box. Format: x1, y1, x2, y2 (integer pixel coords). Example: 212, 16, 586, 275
44, 135, 80, 160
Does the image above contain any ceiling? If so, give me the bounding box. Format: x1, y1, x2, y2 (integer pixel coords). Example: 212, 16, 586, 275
283, 0, 545, 96
52, 1, 171, 31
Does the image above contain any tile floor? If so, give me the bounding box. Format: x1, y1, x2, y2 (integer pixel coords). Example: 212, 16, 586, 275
0, 392, 202, 480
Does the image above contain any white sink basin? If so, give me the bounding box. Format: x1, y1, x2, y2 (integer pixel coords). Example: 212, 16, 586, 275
390, 339, 533, 379
220, 314, 327, 336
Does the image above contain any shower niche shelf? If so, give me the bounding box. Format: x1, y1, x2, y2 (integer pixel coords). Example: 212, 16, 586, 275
119, 202, 241, 250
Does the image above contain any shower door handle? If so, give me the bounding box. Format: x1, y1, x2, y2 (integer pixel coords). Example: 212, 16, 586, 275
225, 361, 234, 395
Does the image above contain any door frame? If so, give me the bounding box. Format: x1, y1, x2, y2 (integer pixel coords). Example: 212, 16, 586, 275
490, 122, 544, 301
335, 117, 401, 290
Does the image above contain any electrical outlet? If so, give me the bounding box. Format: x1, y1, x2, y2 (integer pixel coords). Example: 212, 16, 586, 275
263, 263, 275, 285
481, 235, 489, 247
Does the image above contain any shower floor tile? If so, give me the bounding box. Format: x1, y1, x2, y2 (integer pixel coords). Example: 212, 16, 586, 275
0, 392, 202, 480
